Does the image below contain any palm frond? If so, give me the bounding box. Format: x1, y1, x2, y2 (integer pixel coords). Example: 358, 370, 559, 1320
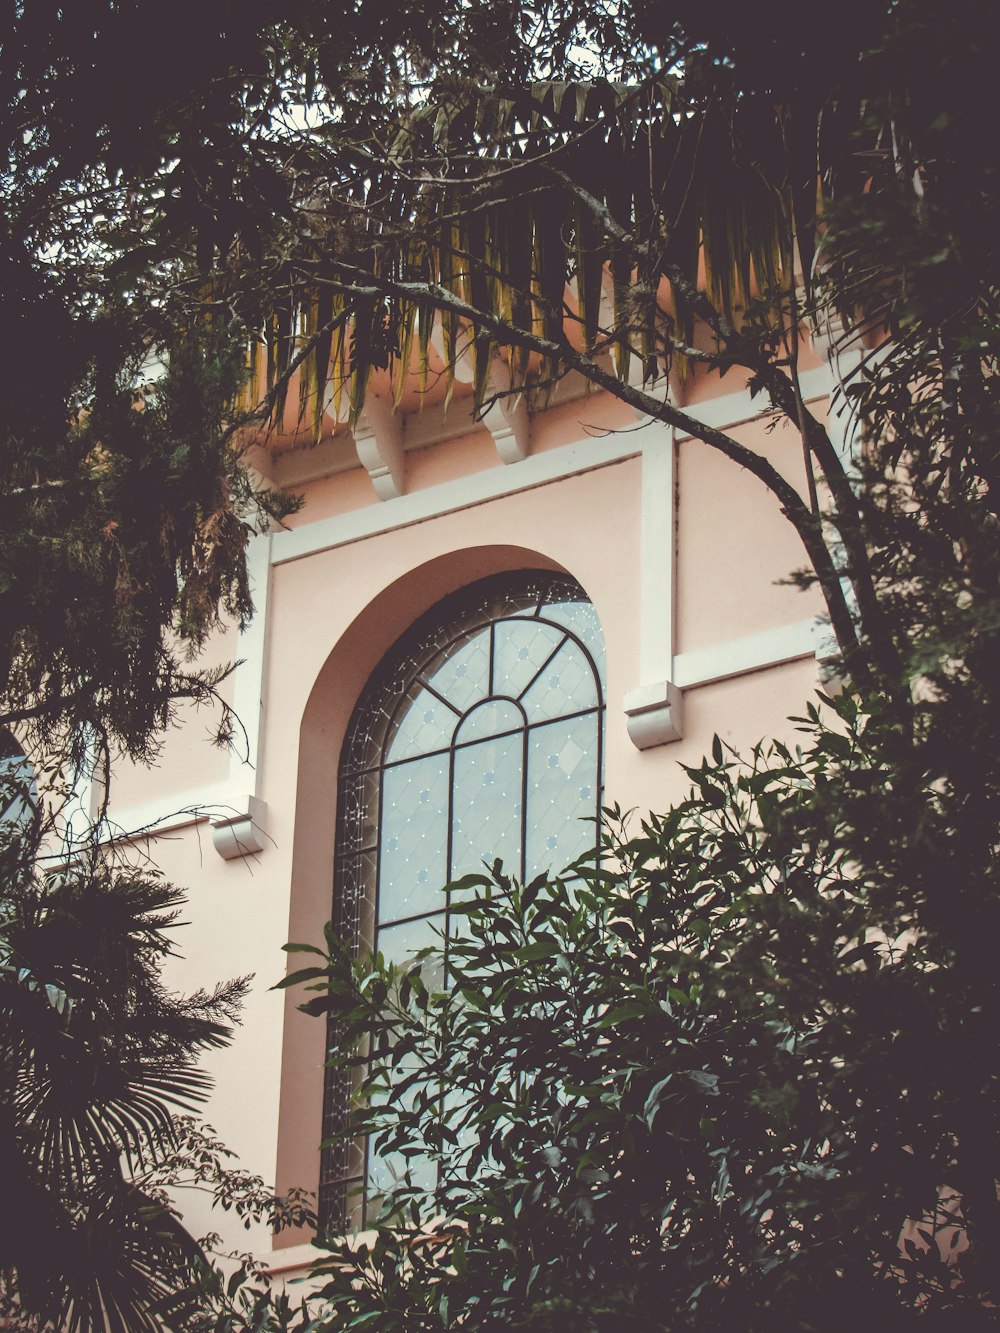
239, 72, 850, 439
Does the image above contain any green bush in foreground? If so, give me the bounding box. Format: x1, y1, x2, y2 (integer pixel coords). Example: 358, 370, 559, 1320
290, 680, 1000, 1332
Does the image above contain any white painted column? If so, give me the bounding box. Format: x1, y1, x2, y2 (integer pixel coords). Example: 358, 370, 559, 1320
212, 531, 272, 859
623, 426, 684, 747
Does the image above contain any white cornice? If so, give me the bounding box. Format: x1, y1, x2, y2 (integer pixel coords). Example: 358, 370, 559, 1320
269, 367, 834, 567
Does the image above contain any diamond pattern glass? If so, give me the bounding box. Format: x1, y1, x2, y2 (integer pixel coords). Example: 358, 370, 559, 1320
337, 768, 381, 852
378, 914, 447, 990
492, 618, 566, 700
456, 697, 523, 743
379, 753, 449, 923
386, 682, 460, 762
451, 731, 524, 880
542, 599, 607, 683
525, 711, 600, 872
422, 627, 491, 713
520, 636, 599, 721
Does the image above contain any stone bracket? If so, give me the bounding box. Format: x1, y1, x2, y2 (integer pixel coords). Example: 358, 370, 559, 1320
211, 795, 267, 860
353, 396, 405, 500
482, 372, 530, 463
624, 680, 684, 749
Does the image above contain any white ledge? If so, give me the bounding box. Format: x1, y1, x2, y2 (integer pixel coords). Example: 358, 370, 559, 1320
625, 620, 820, 750
272, 371, 838, 568
100, 783, 237, 841
673, 619, 816, 689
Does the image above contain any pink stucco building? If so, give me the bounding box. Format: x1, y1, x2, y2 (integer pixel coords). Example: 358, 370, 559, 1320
103, 347, 837, 1273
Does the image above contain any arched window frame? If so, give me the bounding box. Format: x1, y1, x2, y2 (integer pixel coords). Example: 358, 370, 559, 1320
320, 571, 606, 1230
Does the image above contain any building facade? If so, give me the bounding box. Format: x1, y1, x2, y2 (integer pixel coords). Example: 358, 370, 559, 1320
103, 349, 835, 1273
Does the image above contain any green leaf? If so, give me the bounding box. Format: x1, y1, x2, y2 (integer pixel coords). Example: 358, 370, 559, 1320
515, 937, 561, 962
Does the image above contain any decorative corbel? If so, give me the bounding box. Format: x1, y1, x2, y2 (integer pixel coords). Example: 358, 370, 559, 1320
352, 395, 405, 500
624, 680, 684, 749
211, 795, 267, 860
482, 363, 530, 463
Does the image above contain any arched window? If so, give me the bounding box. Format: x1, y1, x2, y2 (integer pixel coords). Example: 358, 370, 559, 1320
321, 570, 606, 1229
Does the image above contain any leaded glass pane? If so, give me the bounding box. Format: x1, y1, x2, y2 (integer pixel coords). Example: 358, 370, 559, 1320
422, 627, 491, 713
451, 730, 524, 880
332, 849, 378, 950
337, 768, 381, 852
340, 698, 398, 777
456, 697, 523, 743
473, 585, 544, 624
378, 914, 446, 992
525, 711, 600, 871
367, 1094, 439, 1198
520, 636, 600, 720
379, 754, 449, 923
385, 682, 460, 762
542, 599, 607, 683
491, 618, 566, 700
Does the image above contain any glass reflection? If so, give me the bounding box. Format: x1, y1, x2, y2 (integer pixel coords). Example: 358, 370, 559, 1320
377, 914, 446, 990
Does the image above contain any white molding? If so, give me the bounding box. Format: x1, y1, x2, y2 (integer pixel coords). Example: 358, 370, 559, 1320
260, 1242, 322, 1277
200, 531, 276, 859
623, 423, 681, 747
98, 366, 838, 837
270, 370, 836, 568
270, 430, 649, 566
637, 426, 676, 686
673, 619, 817, 690
100, 618, 822, 840
672, 364, 832, 441
229, 533, 271, 795
352, 396, 406, 500
98, 540, 275, 853
266, 370, 836, 756
99, 782, 240, 841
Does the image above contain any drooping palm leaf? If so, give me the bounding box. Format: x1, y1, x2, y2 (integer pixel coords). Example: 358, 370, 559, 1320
237, 68, 868, 439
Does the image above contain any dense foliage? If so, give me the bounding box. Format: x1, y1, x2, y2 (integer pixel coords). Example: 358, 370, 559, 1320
292, 684, 1000, 1330
3, 0, 998, 1326
0, 7, 314, 1327
280, 4, 1000, 1328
